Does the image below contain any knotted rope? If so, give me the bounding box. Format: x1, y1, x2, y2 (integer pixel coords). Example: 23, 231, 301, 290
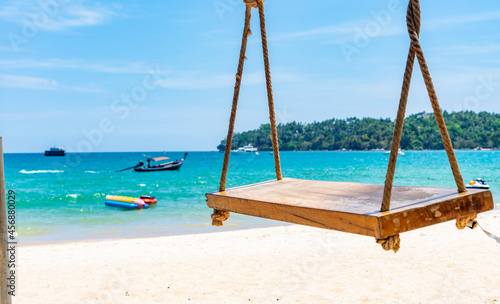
213, 0, 282, 227
381, 0, 467, 213
376, 234, 401, 253
243, 0, 262, 8
211, 210, 231, 227
456, 214, 477, 230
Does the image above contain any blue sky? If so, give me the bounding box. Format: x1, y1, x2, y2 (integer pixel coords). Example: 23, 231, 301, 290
0, 0, 499, 153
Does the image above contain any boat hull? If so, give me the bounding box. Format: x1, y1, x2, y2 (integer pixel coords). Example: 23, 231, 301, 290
44, 151, 65, 156
466, 185, 490, 190
134, 162, 183, 172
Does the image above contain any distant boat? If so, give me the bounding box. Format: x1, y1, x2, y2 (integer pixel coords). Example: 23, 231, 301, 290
233, 144, 258, 153
117, 153, 188, 172
44, 147, 65, 156
384, 148, 404, 155
466, 178, 490, 189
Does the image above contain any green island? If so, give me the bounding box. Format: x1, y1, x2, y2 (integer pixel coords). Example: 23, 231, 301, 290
218, 111, 500, 151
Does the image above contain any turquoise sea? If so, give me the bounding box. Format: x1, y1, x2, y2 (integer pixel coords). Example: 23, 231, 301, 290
4, 151, 499, 243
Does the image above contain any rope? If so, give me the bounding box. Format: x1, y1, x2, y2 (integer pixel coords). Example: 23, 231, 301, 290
211, 210, 230, 227
456, 214, 477, 230
460, 218, 500, 245
243, 0, 261, 8
376, 234, 401, 253
214, 0, 283, 227
219, 5, 252, 193
381, 1, 420, 212
381, 0, 466, 212
213, 5, 252, 227
257, 0, 283, 181
408, 1, 466, 195
477, 222, 500, 245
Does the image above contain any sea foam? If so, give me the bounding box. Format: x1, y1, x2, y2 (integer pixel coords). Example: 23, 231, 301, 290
20, 170, 63, 174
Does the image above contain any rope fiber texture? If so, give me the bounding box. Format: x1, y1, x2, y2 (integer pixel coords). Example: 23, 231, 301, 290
218, 5, 252, 193
456, 214, 477, 230
243, 0, 261, 8
256, 0, 283, 181
376, 234, 401, 253
381, 0, 467, 213
213, 0, 282, 227
212, 5, 252, 227
211, 210, 231, 227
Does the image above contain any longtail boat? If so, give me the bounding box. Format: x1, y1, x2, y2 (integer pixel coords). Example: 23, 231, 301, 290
117, 153, 188, 173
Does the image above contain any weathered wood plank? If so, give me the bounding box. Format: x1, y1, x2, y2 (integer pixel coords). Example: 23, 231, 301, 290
375, 190, 493, 238
206, 178, 494, 238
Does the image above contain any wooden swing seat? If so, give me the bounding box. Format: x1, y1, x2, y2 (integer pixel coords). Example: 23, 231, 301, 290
208, 0, 495, 251
206, 178, 494, 239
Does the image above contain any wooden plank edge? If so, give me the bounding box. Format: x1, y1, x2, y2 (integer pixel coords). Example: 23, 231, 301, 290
206, 193, 379, 237
376, 190, 494, 239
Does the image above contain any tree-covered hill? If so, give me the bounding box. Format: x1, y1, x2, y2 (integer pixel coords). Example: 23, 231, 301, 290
217, 111, 500, 151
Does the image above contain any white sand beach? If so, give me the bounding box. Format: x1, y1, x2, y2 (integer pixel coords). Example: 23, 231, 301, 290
18, 212, 500, 304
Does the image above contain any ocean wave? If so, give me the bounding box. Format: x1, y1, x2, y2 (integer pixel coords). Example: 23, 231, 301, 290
19, 170, 63, 174
66, 194, 79, 199
85, 171, 99, 174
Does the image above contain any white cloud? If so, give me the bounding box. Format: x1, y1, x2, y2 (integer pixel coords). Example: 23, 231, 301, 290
0, 45, 18, 52
0, 73, 101, 92
433, 44, 500, 55
60, 83, 102, 93
0, 74, 58, 90
0, 0, 119, 31
275, 22, 358, 41
0, 59, 165, 74
272, 9, 500, 44
157, 72, 237, 90
426, 10, 500, 29
156, 71, 303, 90
273, 16, 407, 45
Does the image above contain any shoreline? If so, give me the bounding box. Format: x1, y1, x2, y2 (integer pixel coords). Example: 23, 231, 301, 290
18, 211, 500, 303
18, 215, 289, 246
19, 208, 500, 246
